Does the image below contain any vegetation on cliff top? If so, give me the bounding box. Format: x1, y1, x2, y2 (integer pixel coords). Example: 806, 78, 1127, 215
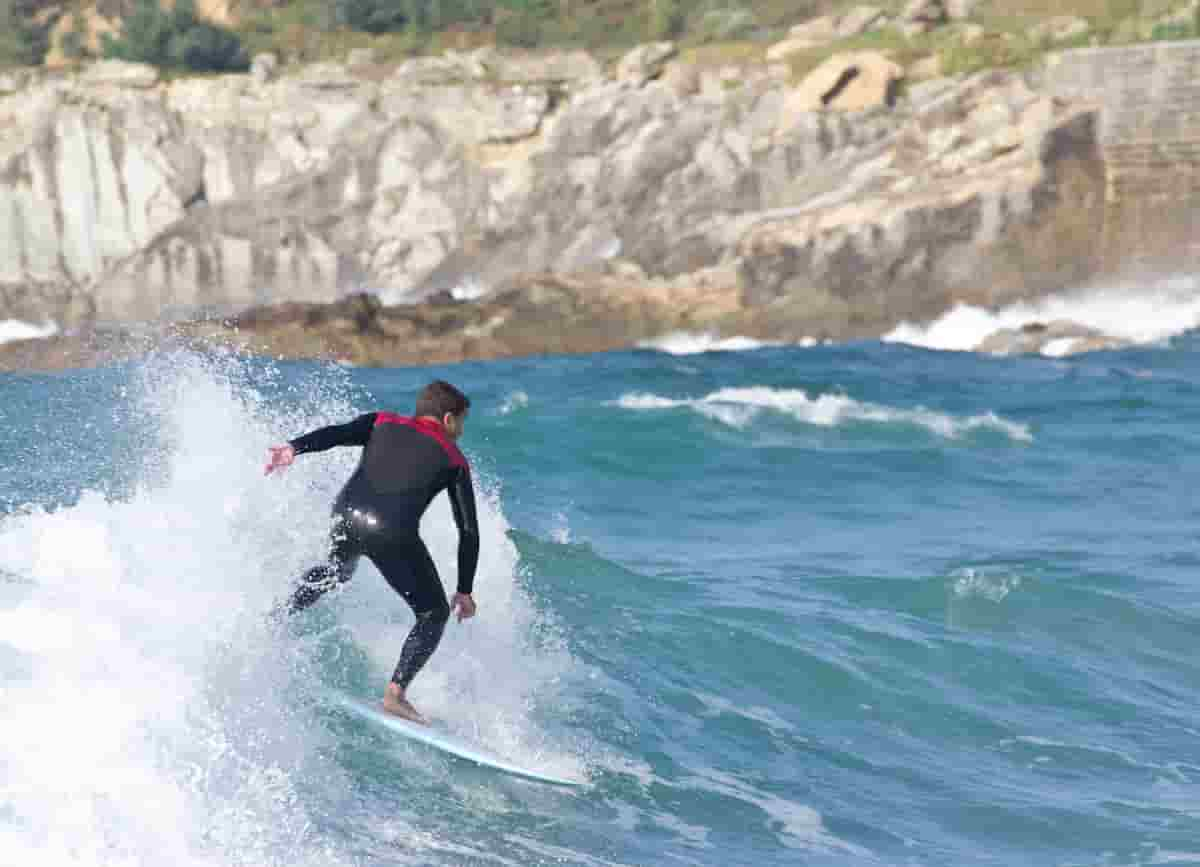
1, 0, 1199, 77
102, 0, 249, 72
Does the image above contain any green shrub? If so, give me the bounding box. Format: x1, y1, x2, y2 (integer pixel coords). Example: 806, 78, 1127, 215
647, 0, 684, 39
693, 7, 757, 42
334, 0, 492, 35
0, 0, 49, 66
1150, 20, 1192, 41
60, 19, 86, 60
493, 0, 555, 47
496, 12, 544, 46
336, 0, 409, 33
103, 0, 249, 72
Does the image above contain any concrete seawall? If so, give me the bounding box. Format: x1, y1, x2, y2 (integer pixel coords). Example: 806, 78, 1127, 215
1045, 41, 1200, 272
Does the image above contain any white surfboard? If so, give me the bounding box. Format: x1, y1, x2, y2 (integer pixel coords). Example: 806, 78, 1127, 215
332, 692, 585, 788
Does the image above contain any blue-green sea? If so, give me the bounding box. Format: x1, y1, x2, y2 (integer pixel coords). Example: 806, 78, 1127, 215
3, 318, 1200, 866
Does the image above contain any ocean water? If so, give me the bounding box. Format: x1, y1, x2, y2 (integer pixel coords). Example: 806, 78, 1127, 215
4, 283, 1200, 867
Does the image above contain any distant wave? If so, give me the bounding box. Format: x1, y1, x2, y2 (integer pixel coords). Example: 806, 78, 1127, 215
638, 332, 812, 355
617, 386, 1033, 441
0, 320, 58, 346
884, 276, 1200, 353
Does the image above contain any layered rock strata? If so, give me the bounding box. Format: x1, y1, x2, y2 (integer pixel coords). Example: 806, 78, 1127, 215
0, 42, 1121, 367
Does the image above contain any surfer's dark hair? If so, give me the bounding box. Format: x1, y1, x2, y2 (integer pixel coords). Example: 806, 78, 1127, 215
416, 380, 470, 419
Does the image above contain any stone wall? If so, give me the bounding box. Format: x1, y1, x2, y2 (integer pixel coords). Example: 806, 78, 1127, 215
1044, 41, 1200, 271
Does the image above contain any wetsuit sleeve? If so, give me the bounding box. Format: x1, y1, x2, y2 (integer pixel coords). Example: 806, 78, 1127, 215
447, 466, 480, 595
288, 412, 377, 455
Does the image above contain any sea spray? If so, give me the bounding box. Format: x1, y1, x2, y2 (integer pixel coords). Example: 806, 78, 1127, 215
0, 350, 587, 866
885, 274, 1200, 353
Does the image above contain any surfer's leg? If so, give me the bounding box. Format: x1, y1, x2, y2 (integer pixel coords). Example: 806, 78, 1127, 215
368, 539, 449, 722
387, 540, 451, 688
286, 516, 361, 614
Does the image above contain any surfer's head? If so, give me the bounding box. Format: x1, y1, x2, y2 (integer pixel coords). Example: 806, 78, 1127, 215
416, 380, 470, 440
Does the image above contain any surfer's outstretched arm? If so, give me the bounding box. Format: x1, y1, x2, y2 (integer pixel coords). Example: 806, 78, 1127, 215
264, 413, 377, 474
447, 466, 480, 622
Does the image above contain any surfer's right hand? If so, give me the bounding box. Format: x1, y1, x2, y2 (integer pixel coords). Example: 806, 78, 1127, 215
264, 444, 296, 476
451, 592, 476, 623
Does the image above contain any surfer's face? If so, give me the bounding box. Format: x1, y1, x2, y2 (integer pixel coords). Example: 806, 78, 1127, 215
442, 410, 467, 441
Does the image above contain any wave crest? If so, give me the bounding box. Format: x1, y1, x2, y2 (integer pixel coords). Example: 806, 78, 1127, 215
617, 386, 1033, 441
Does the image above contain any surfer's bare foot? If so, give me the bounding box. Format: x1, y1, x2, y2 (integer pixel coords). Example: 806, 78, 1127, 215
382, 683, 428, 725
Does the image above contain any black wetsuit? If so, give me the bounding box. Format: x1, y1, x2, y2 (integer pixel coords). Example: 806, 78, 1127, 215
285, 412, 479, 689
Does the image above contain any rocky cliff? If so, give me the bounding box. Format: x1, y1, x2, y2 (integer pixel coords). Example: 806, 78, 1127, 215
0, 42, 1111, 367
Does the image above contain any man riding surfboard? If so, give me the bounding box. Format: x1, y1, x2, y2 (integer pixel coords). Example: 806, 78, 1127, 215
265, 380, 479, 725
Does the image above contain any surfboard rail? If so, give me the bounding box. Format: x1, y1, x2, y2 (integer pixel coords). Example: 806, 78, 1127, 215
331, 692, 585, 788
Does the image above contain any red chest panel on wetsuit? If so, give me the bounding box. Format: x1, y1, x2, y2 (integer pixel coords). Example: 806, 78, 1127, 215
373, 413, 468, 470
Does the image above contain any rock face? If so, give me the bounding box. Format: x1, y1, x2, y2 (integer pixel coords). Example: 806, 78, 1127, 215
0, 46, 1114, 367
616, 42, 678, 85
737, 73, 1104, 341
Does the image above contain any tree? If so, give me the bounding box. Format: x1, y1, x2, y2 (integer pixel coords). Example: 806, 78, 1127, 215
494, 0, 554, 47
167, 20, 248, 71
0, 0, 48, 66
336, 0, 409, 34
103, 0, 248, 72
646, 0, 683, 40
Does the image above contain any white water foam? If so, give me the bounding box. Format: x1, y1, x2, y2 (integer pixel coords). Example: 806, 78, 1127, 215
0, 319, 58, 345
679, 767, 873, 857
498, 390, 529, 415
617, 386, 1033, 442
637, 332, 805, 355
884, 276, 1200, 353
450, 277, 489, 302
0, 352, 586, 866
950, 567, 1025, 602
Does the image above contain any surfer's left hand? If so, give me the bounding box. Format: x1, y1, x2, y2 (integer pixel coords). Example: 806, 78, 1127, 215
451, 592, 476, 623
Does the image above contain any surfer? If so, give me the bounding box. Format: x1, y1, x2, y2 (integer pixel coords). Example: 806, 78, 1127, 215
264, 380, 479, 725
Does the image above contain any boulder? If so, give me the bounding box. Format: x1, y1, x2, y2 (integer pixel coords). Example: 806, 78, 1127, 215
767, 38, 821, 63
786, 52, 904, 113
394, 53, 487, 84
617, 42, 678, 85
80, 60, 160, 89
837, 6, 887, 38
910, 54, 944, 80
1030, 16, 1090, 43
961, 23, 986, 44
899, 0, 949, 35
251, 52, 279, 86
663, 61, 702, 98
966, 100, 1015, 138
492, 49, 604, 84
292, 62, 361, 90
788, 16, 839, 42
977, 320, 1131, 355
0, 70, 29, 95
945, 0, 979, 20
